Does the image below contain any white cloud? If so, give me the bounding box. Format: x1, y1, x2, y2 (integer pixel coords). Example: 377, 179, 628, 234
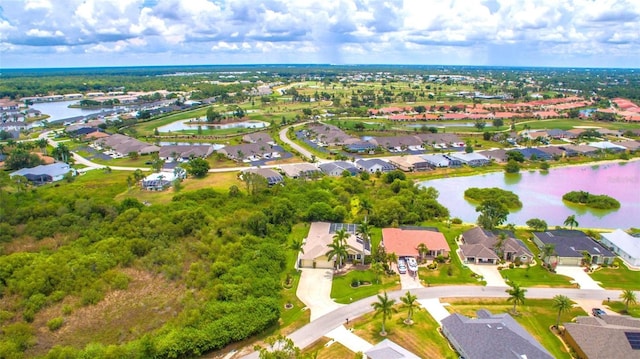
0, 0, 638, 67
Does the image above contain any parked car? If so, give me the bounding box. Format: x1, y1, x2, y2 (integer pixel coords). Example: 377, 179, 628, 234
592, 308, 606, 317
397, 259, 407, 274
406, 257, 418, 272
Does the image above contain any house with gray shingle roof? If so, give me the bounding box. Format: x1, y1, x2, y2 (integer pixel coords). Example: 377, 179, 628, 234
242, 168, 283, 186
279, 163, 322, 179
10, 162, 73, 184
318, 161, 359, 176
442, 309, 553, 359
601, 229, 640, 267
564, 314, 640, 359
355, 158, 395, 173
532, 230, 616, 266
365, 339, 420, 359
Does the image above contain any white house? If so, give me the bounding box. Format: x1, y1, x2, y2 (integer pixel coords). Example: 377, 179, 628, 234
601, 229, 640, 267
421, 154, 450, 168
10, 163, 72, 184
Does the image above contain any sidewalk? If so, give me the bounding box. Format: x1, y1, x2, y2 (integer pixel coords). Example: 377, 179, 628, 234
325, 325, 373, 354
418, 298, 451, 324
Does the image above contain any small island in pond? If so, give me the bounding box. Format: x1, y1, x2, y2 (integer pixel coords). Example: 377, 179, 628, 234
464, 187, 523, 210
562, 191, 621, 210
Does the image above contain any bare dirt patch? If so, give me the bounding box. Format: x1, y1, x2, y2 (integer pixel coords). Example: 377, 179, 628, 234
28, 268, 185, 356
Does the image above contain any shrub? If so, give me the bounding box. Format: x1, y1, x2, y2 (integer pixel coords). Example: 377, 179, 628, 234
62, 305, 73, 316
351, 278, 360, 287
447, 267, 453, 276
451, 217, 462, 224
47, 317, 64, 331
509, 263, 515, 269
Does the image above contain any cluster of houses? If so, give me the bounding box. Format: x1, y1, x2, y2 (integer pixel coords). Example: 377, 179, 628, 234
296, 222, 640, 358
368, 96, 592, 122
0, 98, 41, 138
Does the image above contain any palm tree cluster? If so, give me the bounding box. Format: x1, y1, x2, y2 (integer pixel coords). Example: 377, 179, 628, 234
326, 228, 349, 270
371, 291, 419, 335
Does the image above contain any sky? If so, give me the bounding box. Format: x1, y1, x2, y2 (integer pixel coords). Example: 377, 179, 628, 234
1, 0, 639, 69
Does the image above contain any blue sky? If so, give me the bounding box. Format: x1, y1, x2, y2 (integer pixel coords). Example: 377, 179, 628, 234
1, 0, 639, 68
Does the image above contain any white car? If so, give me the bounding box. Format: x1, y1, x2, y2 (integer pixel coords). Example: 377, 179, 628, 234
406, 257, 418, 272
397, 259, 407, 274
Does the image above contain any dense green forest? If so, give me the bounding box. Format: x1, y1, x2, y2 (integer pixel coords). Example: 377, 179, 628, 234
0, 170, 448, 358
463, 187, 522, 210
562, 190, 621, 210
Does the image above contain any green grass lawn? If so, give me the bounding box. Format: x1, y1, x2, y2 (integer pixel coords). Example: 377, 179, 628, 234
590, 261, 640, 290
499, 265, 577, 288
301, 338, 354, 359
353, 305, 457, 358
603, 300, 640, 318
330, 269, 400, 304
445, 298, 587, 359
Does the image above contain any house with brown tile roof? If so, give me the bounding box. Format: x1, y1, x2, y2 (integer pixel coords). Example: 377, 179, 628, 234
459, 227, 533, 265
564, 315, 640, 359
382, 227, 450, 260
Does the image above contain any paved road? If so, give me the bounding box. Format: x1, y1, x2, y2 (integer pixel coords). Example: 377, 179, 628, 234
242, 286, 620, 358
278, 121, 328, 163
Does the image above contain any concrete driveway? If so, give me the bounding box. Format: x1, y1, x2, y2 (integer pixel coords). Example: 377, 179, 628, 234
465, 263, 508, 287
555, 266, 603, 290
297, 268, 344, 321
418, 298, 451, 324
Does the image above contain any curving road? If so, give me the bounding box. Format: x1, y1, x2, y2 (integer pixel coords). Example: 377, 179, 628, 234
242, 286, 621, 358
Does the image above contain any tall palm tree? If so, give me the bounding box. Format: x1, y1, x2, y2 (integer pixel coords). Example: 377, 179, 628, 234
35, 138, 48, 155
290, 238, 304, 255
387, 252, 398, 271
417, 243, 429, 263
552, 295, 572, 329
359, 197, 373, 217
506, 282, 527, 314
621, 290, 637, 313
542, 244, 556, 266
401, 291, 418, 324
564, 214, 579, 229
356, 218, 372, 265
326, 237, 348, 269
371, 292, 396, 336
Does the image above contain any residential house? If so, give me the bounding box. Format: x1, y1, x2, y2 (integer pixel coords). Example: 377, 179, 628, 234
564, 315, 640, 359
601, 229, 640, 267
532, 230, 616, 266
537, 146, 566, 159
10, 162, 73, 184
0, 121, 28, 132
318, 161, 359, 176
159, 145, 214, 162
546, 129, 578, 140
417, 133, 463, 148
382, 227, 450, 260
459, 227, 533, 264
371, 135, 423, 152
512, 148, 553, 160
617, 140, 640, 153
479, 149, 509, 162
588, 141, 627, 153
218, 141, 278, 162
93, 134, 160, 156
242, 132, 274, 144
364, 339, 420, 359
448, 152, 490, 167
388, 155, 431, 172
141, 171, 182, 191
355, 158, 395, 173
306, 123, 354, 146
559, 144, 600, 156
442, 310, 554, 359
421, 154, 451, 168
344, 140, 377, 153
298, 222, 370, 268
242, 168, 283, 186
279, 163, 322, 179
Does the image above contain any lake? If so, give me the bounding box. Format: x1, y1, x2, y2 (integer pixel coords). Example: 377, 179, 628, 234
157, 119, 269, 132
30, 100, 116, 122
420, 160, 640, 229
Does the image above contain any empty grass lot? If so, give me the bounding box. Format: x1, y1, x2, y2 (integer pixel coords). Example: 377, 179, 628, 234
590, 261, 640, 290
499, 265, 576, 288
352, 305, 457, 358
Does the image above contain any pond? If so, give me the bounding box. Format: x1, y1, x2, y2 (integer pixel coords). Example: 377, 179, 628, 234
157, 119, 269, 132
420, 160, 640, 229
30, 100, 110, 122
